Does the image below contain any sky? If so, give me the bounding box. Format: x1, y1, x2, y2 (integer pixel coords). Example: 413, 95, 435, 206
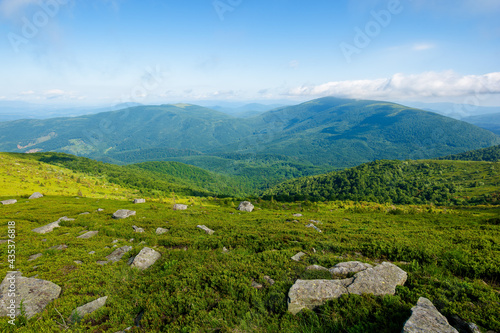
0, 0, 499, 107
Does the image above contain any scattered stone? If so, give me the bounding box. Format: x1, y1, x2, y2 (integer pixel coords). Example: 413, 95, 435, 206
129, 238, 134, 242
402, 297, 458, 333
156, 227, 169, 235
293, 213, 303, 217
222, 247, 229, 253
96, 261, 108, 265
329, 261, 373, 275
106, 246, 133, 263
28, 253, 43, 261
42, 239, 47, 242
237, 201, 254, 212
288, 262, 407, 314
77, 231, 98, 239
306, 265, 329, 271
132, 225, 144, 233
32, 216, 73, 234
0, 240, 7, 244
114, 328, 132, 333
305, 224, 322, 233
69, 296, 108, 323
79, 212, 90, 215
88, 251, 96, 255
49, 244, 68, 251
251, 280, 263, 289
264, 276, 275, 285
0, 271, 61, 319
133, 199, 146, 204
173, 204, 188, 211
291, 252, 306, 262
74, 261, 83, 265
96, 208, 105, 212
129, 247, 161, 270
197, 225, 214, 235
1, 199, 16, 205
29, 192, 43, 199
450, 315, 481, 333
112, 210, 136, 219
112, 239, 119, 244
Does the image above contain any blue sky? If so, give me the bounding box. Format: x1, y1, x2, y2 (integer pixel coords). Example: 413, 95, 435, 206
0, 0, 499, 106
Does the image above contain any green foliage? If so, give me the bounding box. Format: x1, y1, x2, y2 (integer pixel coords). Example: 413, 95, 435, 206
439, 144, 500, 162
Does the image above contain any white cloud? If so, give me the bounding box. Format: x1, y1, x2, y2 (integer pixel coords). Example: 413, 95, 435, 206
287, 71, 500, 101
412, 43, 435, 51
0, 0, 37, 18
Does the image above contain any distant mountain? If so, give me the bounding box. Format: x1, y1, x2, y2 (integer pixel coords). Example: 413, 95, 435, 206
208, 103, 287, 118
461, 113, 500, 136
439, 144, 500, 162
400, 101, 500, 119
0, 97, 499, 172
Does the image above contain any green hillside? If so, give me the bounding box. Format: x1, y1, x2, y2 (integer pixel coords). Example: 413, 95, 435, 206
1, 98, 499, 171
439, 144, 500, 162
264, 159, 500, 205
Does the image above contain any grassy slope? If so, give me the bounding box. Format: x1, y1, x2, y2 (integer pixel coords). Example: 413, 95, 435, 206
264, 159, 500, 205
0, 197, 499, 332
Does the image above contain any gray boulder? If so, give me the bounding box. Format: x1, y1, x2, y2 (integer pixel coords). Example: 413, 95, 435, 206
0, 271, 61, 319
79, 212, 90, 215
291, 252, 306, 262
306, 265, 329, 271
305, 224, 322, 233
113, 210, 136, 219
173, 204, 188, 211
33, 216, 76, 234
1, 199, 16, 205
347, 262, 407, 296
156, 227, 169, 235
129, 247, 161, 270
29, 192, 43, 199
77, 231, 98, 239
329, 261, 373, 275
402, 297, 458, 333
197, 225, 214, 235
132, 225, 144, 233
106, 246, 133, 263
238, 201, 254, 212
69, 296, 108, 323
133, 199, 146, 204
293, 213, 303, 217
28, 253, 43, 261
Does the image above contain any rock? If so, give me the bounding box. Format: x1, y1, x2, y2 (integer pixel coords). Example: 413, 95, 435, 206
1, 199, 16, 205
251, 281, 263, 289
309, 220, 322, 224
264, 276, 275, 285
112, 210, 136, 219
129, 239, 134, 242
28, 253, 43, 261
74, 261, 83, 265
112, 239, 119, 244
0, 271, 61, 319
402, 297, 458, 333
77, 231, 98, 239
96, 208, 105, 212
450, 315, 481, 333
293, 213, 303, 217
306, 265, 329, 271
237, 201, 254, 212
49, 244, 68, 251
88, 251, 96, 255
133, 199, 146, 204
0, 240, 7, 244
222, 247, 229, 253
132, 225, 144, 233
129, 247, 161, 270
291, 252, 306, 262
69, 296, 108, 323
96, 261, 108, 265
197, 225, 214, 235
173, 204, 188, 211
288, 278, 353, 314
79, 212, 90, 215
32, 216, 75, 234
329, 261, 373, 275
29, 192, 43, 199
305, 224, 322, 233
106, 246, 133, 263
156, 228, 169, 235
287, 262, 407, 314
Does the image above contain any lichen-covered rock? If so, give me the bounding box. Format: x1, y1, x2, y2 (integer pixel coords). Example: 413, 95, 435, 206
129, 247, 161, 270
156, 227, 169, 235
1, 199, 16, 205
77, 231, 98, 239
173, 204, 188, 211
305, 224, 322, 233
0, 271, 61, 319
293, 213, 303, 217
306, 265, 329, 271
347, 262, 407, 296
197, 225, 214, 235
28, 253, 43, 261
132, 225, 144, 233
329, 261, 373, 275
106, 246, 133, 263
113, 210, 136, 219
402, 297, 458, 333
291, 252, 306, 262
133, 199, 146, 204
29, 192, 43, 199
237, 201, 254, 212
32, 216, 74, 234
69, 296, 108, 323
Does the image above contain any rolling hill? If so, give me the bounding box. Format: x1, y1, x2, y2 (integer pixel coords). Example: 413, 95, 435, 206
1, 98, 499, 171
439, 144, 500, 162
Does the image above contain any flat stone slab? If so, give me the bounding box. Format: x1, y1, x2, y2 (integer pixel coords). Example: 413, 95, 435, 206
28, 253, 43, 261
106, 246, 133, 263
173, 204, 188, 211
70, 296, 108, 323
132, 225, 144, 233
402, 297, 458, 333
77, 231, 99, 239
113, 210, 136, 219
291, 252, 306, 262
288, 262, 407, 314
29, 192, 43, 199
129, 247, 161, 270
133, 199, 146, 204
79, 212, 90, 215
156, 227, 169, 235
0, 271, 61, 319
293, 213, 303, 217
32, 216, 75, 234
238, 201, 254, 212
197, 225, 214, 235
305, 224, 322, 233
329, 261, 373, 275
48, 244, 68, 251
307, 265, 329, 271
1, 199, 17, 205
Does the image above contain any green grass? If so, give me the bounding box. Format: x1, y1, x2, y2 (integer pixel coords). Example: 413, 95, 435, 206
1, 196, 499, 332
